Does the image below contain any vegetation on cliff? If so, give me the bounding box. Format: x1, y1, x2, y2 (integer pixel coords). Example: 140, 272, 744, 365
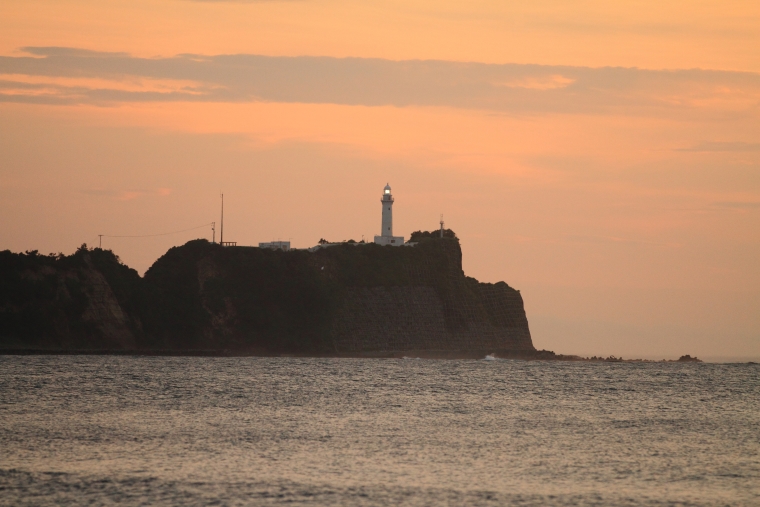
409, 229, 457, 241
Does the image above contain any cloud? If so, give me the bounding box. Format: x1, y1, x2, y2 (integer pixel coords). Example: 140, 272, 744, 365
677, 141, 760, 152
562, 234, 677, 247
496, 74, 576, 90
21, 47, 130, 58
81, 188, 173, 200
1, 47, 759, 118
712, 201, 760, 209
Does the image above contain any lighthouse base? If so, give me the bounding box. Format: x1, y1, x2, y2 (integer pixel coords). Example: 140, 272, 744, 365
374, 235, 405, 246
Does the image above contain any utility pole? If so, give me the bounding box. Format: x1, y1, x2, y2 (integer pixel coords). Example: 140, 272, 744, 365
220, 193, 224, 245
98, 234, 103, 248
211, 222, 216, 243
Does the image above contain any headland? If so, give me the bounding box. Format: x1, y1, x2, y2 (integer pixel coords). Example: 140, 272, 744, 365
0, 231, 537, 358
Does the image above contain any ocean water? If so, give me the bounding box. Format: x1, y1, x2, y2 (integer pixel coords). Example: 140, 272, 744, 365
0, 356, 758, 506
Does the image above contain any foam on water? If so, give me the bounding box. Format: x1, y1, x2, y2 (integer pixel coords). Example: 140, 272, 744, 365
1, 356, 758, 506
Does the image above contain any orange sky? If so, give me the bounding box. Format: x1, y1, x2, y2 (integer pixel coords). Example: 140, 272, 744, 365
1, 0, 759, 359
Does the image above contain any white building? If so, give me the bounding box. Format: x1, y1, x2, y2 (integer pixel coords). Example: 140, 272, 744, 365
259, 241, 291, 251
374, 183, 405, 246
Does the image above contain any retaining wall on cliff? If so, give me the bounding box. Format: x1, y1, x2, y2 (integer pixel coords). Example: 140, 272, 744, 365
313, 238, 533, 353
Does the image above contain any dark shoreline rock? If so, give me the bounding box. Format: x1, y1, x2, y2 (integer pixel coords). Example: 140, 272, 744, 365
0, 349, 713, 363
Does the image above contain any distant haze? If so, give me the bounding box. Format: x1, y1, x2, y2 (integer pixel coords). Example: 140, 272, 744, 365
1, 0, 758, 359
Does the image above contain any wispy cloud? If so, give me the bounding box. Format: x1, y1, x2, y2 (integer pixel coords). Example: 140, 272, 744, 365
495, 74, 576, 90
563, 234, 679, 247
82, 188, 173, 201
677, 141, 760, 152
712, 201, 760, 209
1, 47, 759, 118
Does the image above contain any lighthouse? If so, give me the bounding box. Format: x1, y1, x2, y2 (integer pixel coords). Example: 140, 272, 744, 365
374, 183, 405, 246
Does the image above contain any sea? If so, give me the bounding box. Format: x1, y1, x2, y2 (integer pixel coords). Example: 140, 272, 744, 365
0, 356, 758, 506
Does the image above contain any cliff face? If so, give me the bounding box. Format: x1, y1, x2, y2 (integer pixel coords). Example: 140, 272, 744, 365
140, 240, 335, 351
312, 239, 533, 353
0, 236, 533, 354
0, 247, 143, 350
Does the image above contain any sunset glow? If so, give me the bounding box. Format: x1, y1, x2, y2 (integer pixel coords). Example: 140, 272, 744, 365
1, 0, 758, 358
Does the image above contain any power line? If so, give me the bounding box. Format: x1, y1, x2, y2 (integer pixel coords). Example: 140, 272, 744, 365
100, 222, 214, 239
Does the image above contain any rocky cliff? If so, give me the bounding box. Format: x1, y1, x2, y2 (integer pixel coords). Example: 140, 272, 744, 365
0, 234, 534, 355
0, 246, 144, 350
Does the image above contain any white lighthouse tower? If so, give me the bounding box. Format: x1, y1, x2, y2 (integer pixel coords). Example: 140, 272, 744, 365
374, 183, 405, 246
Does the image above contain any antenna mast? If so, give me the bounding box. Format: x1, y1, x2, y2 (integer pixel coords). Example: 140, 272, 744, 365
220, 193, 224, 245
